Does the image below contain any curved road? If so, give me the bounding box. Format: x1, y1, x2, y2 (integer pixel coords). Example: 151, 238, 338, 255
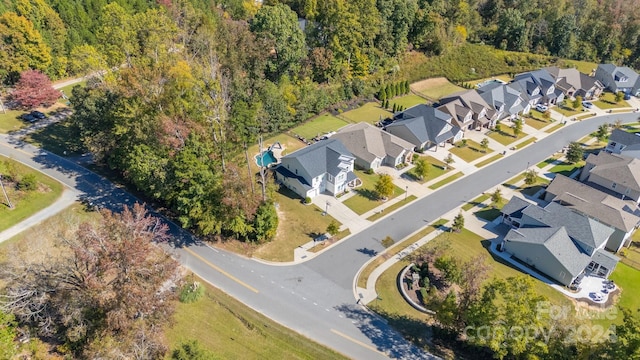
1, 112, 637, 359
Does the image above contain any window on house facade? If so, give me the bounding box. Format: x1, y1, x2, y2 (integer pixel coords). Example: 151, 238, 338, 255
328, 174, 333, 182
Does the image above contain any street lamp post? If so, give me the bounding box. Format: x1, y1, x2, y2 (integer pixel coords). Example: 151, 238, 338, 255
323, 201, 330, 216
405, 185, 408, 201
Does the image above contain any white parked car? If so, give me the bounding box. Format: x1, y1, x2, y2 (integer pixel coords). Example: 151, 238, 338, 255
582, 101, 593, 109
535, 104, 548, 112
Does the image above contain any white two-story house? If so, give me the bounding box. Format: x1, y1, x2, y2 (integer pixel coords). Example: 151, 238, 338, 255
275, 139, 359, 199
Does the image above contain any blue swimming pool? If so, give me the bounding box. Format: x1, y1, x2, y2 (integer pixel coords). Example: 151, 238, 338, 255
256, 150, 277, 167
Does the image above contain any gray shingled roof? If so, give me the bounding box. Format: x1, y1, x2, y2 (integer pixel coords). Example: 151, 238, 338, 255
586, 152, 640, 192
609, 129, 640, 147
501, 196, 534, 219
544, 67, 602, 94
478, 82, 525, 118
505, 226, 591, 277
521, 202, 614, 250
437, 100, 473, 128
598, 64, 640, 88
546, 175, 640, 232
592, 249, 620, 272
387, 104, 457, 146
333, 122, 414, 163
280, 138, 355, 178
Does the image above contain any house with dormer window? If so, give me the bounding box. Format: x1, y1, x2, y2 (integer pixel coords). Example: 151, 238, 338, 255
386, 104, 462, 151
510, 69, 565, 105
477, 81, 530, 120
439, 90, 498, 129
275, 139, 359, 199
595, 64, 640, 96
500, 197, 619, 287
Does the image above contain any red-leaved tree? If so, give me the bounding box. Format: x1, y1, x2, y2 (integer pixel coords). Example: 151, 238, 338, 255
11, 70, 60, 109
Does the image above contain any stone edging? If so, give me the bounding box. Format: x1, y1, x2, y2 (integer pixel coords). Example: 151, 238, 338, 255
398, 263, 435, 314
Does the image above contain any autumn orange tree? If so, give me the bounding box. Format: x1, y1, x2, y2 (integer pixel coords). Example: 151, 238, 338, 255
0, 204, 179, 358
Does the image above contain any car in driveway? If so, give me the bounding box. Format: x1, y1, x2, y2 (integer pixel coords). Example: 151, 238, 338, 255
624, 93, 632, 101
582, 101, 593, 109
20, 113, 38, 123
535, 104, 548, 112
30, 111, 46, 120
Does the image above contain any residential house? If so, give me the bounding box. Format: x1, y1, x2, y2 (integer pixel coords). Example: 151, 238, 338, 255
545, 175, 640, 252
501, 197, 619, 287
594, 64, 640, 96
544, 66, 604, 99
436, 99, 474, 130
511, 69, 565, 105
580, 152, 640, 204
477, 81, 530, 120
332, 122, 414, 170
386, 104, 462, 151
275, 139, 358, 199
439, 90, 498, 129
605, 128, 640, 154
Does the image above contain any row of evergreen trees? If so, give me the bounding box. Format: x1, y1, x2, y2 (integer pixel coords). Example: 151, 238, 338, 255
377, 81, 410, 101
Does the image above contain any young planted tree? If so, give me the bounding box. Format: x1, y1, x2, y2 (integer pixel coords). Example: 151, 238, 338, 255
596, 124, 609, 143
413, 157, 429, 180
490, 188, 503, 208
524, 169, 537, 186
542, 110, 551, 121
444, 153, 454, 169
615, 91, 624, 103
374, 174, 395, 200
451, 212, 464, 232
10, 70, 60, 109
512, 118, 523, 137
326, 220, 339, 236
566, 141, 584, 163
480, 138, 489, 153
573, 95, 583, 109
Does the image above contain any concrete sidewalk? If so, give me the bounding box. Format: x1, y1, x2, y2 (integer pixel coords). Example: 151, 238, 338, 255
355, 151, 584, 304
0, 189, 78, 244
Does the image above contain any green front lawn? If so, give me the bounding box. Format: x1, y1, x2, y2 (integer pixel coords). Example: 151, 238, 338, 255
390, 94, 426, 109
166, 276, 349, 359
0, 110, 27, 133
554, 104, 584, 117
594, 92, 631, 109
341, 102, 393, 123
289, 113, 349, 140
343, 171, 405, 215
525, 118, 552, 130
488, 125, 528, 146
0, 156, 64, 232
252, 188, 344, 262
449, 139, 492, 162
548, 161, 584, 177
406, 155, 450, 183
537, 156, 560, 169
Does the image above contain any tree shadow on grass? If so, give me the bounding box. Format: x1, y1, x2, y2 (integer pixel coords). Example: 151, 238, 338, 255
355, 188, 379, 201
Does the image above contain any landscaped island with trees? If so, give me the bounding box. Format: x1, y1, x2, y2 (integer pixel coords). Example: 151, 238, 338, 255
2, 0, 640, 358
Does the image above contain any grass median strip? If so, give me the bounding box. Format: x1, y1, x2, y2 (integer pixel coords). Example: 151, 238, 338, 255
514, 137, 537, 149
475, 154, 503, 168
462, 194, 490, 211
356, 219, 448, 289
366, 195, 417, 221
575, 113, 595, 121
545, 123, 565, 133
428, 172, 463, 190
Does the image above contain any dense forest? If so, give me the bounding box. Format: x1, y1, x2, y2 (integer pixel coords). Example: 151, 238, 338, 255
2, 0, 640, 240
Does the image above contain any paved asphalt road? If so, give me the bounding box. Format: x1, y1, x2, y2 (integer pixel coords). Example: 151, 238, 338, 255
0, 112, 637, 359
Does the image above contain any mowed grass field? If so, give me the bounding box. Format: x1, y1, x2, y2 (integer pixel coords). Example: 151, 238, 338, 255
410, 77, 465, 100
290, 113, 349, 140
0, 109, 27, 133
0, 156, 64, 232
341, 102, 392, 123
389, 94, 427, 109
